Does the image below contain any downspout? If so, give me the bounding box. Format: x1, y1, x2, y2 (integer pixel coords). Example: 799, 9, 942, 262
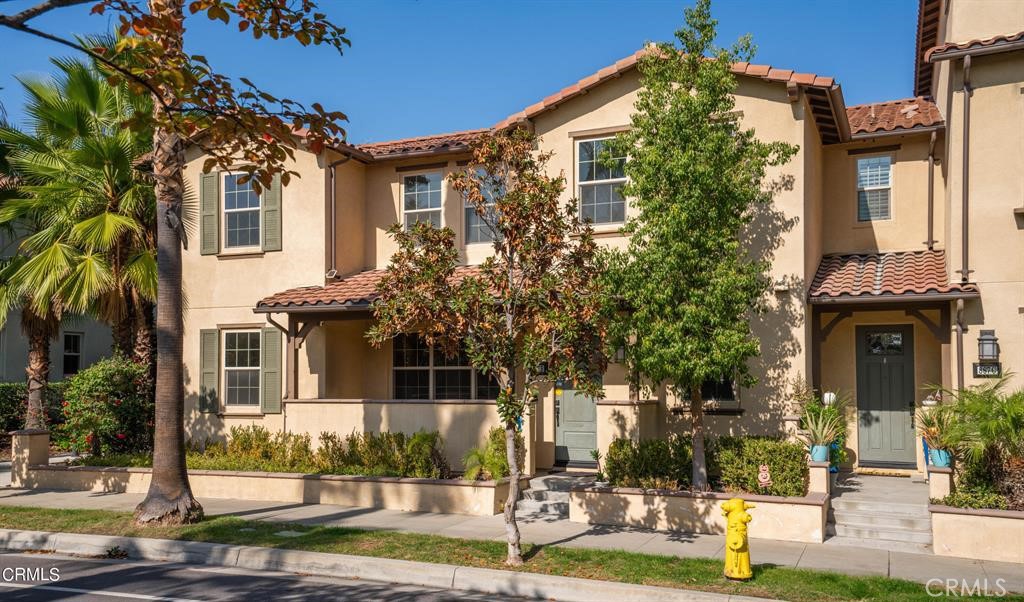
326, 153, 353, 279
955, 299, 965, 390
959, 55, 973, 282
926, 130, 937, 249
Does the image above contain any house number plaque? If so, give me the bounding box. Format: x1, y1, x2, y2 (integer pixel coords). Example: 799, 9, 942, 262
973, 362, 1002, 378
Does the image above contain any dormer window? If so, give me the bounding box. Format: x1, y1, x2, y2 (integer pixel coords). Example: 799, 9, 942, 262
403, 172, 443, 229
856, 155, 892, 222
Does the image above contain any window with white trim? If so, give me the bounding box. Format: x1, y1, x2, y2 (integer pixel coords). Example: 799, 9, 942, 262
403, 172, 442, 229
392, 334, 499, 400
223, 173, 261, 248
62, 332, 83, 376
224, 330, 260, 406
856, 155, 892, 221
578, 138, 626, 224
465, 169, 500, 244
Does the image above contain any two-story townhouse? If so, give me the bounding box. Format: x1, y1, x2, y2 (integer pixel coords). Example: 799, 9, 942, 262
180, 0, 1024, 478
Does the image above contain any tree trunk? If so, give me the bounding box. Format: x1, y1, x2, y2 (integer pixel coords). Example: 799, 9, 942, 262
111, 290, 135, 357
133, 298, 155, 371
23, 315, 52, 430
503, 419, 524, 566
134, 0, 202, 526
690, 385, 709, 491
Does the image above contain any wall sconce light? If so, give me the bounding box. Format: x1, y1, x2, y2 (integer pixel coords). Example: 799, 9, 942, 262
978, 330, 999, 362
614, 346, 626, 363
535, 361, 548, 377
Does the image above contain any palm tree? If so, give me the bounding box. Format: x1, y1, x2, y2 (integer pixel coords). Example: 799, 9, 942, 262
0, 55, 156, 364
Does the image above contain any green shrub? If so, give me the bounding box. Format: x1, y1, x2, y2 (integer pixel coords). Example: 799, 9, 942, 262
59, 356, 153, 455
404, 430, 451, 479
935, 487, 1009, 510
708, 435, 808, 497
224, 425, 314, 472
604, 435, 691, 489
0, 382, 66, 434
463, 426, 524, 480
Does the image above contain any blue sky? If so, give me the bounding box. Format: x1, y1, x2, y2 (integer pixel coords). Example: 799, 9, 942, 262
0, 0, 919, 144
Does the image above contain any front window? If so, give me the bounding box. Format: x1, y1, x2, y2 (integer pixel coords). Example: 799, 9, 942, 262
224, 330, 260, 406
578, 138, 626, 224
856, 155, 892, 222
223, 173, 261, 248
403, 173, 442, 229
701, 376, 737, 403
465, 169, 500, 244
62, 332, 83, 376
392, 333, 499, 400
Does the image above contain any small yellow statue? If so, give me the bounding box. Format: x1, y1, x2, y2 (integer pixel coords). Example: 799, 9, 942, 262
722, 498, 754, 580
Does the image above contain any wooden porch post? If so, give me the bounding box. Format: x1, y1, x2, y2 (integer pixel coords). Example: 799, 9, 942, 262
286, 316, 299, 400
811, 305, 822, 392
940, 303, 953, 393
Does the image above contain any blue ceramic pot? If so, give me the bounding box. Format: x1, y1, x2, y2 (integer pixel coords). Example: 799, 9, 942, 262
810, 445, 830, 462
929, 448, 952, 468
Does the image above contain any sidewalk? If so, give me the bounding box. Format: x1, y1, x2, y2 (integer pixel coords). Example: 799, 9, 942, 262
1, 486, 1021, 592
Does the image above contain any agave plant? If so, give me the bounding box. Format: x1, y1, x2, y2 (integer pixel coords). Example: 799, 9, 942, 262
916, 406, 956, 450
799, 409, 843, 447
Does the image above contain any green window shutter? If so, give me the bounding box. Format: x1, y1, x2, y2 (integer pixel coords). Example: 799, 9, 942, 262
261, 174, 282, 252
261, 327, 282, 414
199, 329, 219, 413
200, 171, 220, 255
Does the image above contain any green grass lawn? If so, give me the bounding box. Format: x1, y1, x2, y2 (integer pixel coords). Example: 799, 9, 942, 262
0, 505, 1014, 602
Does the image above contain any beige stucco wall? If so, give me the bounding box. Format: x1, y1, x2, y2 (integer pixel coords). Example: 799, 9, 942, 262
818, 309, 945, 472
941, 51, 1024, 391
821, 135, 944, 255
570, 488, 828, 543
932, 508, 1024, 563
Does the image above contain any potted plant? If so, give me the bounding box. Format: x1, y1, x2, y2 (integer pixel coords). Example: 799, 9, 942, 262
916, 406, 955, 468
800, 410, 842, 463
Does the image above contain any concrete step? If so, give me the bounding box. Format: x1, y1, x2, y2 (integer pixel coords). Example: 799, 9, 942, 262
526, 474, 590, 492
829, 508, 932, 531
515, 499, 569, 516
520, 489, 570, 503
828, 523, 933, 544
830, 498, 931, 518
823, 534, 933, 555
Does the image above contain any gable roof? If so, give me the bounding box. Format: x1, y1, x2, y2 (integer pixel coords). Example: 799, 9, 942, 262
846, 97, 944, 136
491, 48, 849, 143
356, 129, 490, 159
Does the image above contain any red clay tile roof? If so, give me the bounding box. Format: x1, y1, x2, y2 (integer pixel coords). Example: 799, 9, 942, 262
913, 0, 942, 97
256, 266, 482, 310
846, 97, 943, 135
924, 30, 1024, 62
809, 250, 977, 302
493, 49, 838, 130
356, 129, 490, 159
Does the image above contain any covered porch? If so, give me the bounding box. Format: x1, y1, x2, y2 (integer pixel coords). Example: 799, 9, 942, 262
808, 250, 978, 472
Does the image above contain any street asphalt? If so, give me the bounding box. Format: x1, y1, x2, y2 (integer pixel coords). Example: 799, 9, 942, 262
0, 552, 514, 601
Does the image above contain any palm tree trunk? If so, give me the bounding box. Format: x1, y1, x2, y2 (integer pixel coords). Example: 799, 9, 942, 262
23, 313, 52, 430
133, 0, 202, 526
690, 385, 709, 491
133, 298, 155, 368
112, 291, 135, 357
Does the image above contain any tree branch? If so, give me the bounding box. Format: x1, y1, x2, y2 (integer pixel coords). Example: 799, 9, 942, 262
0, 0, 92, 26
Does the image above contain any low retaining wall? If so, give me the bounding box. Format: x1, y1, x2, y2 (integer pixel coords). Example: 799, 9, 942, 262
22, 465, 524, 516
569, 486, 829, 543
930, 505, 1024, 563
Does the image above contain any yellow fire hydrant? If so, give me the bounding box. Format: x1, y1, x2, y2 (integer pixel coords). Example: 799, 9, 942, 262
722, 498, 754, 580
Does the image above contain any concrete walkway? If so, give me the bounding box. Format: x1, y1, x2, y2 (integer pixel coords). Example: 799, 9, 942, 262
0, 486, 1021, 592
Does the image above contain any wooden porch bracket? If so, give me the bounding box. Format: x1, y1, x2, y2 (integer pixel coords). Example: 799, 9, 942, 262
905, 308, 943, 340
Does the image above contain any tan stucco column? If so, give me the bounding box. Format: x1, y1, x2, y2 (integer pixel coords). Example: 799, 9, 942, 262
523, 401, 537, 476
928, 466, 954, 499
9, 429, 49, 488
808, 461, 831, 494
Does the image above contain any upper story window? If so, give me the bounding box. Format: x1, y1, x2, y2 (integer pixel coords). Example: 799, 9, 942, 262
403, 172, 442, 230
465, 169, 500, 244
223, 173, 261, 248
578, 138, 626, 225
856, 155, 892, 222
63, 332, 83, 376
392, 333, 499, 400
224, 330, 260, 406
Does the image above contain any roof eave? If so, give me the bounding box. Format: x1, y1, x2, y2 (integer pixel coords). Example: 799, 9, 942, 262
254, 302, 373, 314
808, 290, 979, 305
850, 123, 945, 140
927, 38, 1024, 62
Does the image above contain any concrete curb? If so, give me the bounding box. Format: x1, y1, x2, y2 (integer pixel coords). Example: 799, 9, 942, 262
0, 528, 777, 602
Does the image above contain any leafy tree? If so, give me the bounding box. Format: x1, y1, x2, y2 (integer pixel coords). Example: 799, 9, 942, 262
606, 0, 797, 490
0, 0, 347, 524
0, 52, 156, 369
368, 130, 612, 565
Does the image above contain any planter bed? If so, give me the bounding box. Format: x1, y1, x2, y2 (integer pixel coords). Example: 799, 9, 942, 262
569, 485, 829, 543
22, 464, 527, 516
930, 504, 1024, 563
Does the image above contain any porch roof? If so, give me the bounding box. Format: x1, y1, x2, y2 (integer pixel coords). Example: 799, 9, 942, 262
808, 250, 979, 304
255, 266, 482, 313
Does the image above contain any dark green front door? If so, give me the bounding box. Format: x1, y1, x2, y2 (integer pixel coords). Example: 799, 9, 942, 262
856, 325, 917, 467
555, 381, 597, 465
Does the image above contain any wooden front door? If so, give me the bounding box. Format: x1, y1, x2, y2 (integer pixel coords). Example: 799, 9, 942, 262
554, 380, 597, 465
856, 325, 917, 467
